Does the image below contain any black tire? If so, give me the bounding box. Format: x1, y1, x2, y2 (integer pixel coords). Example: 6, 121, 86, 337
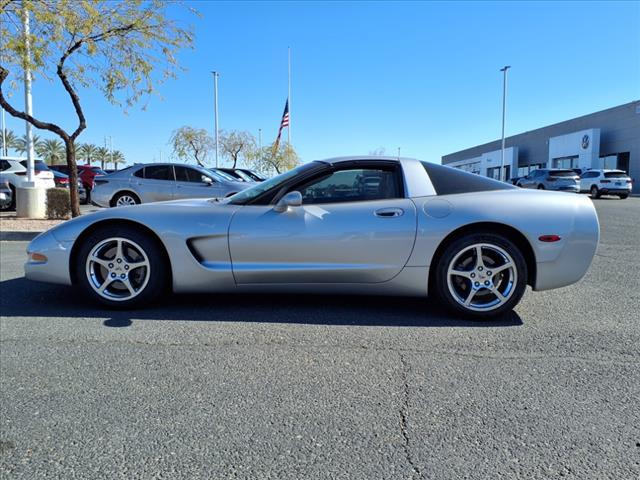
590, 185, 600, 199
75, 225, 169, 308
1, 183, 17, 211
433, 233, 528, 319
618, 194, 628, 200
111, 191, 141, 207
537, 184, 545, 190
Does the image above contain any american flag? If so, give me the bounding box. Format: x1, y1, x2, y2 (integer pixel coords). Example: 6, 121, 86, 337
273, 99, 289, 154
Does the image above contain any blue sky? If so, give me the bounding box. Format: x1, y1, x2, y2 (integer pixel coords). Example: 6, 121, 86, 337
5, 0, 640, 166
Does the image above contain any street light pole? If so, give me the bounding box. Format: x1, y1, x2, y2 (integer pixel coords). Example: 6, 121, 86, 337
212, 71, 220, 168
499, 65, 511, 182
23, 7, 35, 184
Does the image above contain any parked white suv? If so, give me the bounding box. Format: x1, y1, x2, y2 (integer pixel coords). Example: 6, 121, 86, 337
579, 169, 632, 199
0, 157, 55, 210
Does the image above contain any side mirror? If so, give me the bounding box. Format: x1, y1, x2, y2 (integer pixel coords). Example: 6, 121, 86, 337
202, 176, 214, 186
274, 191, 302, 213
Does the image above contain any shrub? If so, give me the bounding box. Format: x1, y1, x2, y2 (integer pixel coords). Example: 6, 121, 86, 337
46, 188, 71, 220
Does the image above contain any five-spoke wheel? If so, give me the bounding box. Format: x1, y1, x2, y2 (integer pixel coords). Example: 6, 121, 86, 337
76, 226, 168, 307
434, 233, 527, 318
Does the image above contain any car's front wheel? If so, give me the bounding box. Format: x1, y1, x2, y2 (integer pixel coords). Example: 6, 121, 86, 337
433, 233, 527, 319
75, 225, 169, 308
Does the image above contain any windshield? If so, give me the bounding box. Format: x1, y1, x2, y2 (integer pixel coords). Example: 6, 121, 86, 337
233, 170, 254, 182
240, 169, 265, 181
210, 169, 238, 182
226, 162, 322, 205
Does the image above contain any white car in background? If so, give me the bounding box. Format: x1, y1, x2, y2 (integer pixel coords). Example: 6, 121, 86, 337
0, 157, 56, 210
579, 169, 632, 199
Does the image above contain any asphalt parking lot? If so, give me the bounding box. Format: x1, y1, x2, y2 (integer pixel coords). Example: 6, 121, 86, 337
1, 197, 639, 479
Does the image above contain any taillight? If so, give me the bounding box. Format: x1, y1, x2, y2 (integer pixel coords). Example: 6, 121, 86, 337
601, 180, 611, 184
94, 179, 109, 185
627, 180, 632, 184
546, 177, 557, 182
15, 171, 26, 176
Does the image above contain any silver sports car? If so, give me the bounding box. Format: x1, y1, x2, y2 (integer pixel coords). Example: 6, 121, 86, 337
25, 156, 599, 318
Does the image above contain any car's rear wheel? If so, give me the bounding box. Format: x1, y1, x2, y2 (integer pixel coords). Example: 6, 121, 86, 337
537, 184, 545, 190
1, 184, 16, 211
618, 194, 628, 200
434, 233, 527, 319
112, 191, 140, 207
75, 226, 169, 308
590, 185, 600, 199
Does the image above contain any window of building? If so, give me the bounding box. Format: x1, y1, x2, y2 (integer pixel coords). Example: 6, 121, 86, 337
487, 166, 511, 180
599, 153, 630, 173
553, 156, 579, 169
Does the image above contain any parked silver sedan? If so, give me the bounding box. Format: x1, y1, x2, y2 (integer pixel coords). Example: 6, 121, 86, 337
25, 156, 600, 319
91, 163, 251, 207
516, 169, 580, 192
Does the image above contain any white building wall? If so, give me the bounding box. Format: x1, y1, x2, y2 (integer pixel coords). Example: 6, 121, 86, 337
548, 128, 601, 169
446, 147, 518, 178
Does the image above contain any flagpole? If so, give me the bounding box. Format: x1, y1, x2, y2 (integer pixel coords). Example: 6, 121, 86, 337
212, 71, 220, 168
287, 47, 291, 147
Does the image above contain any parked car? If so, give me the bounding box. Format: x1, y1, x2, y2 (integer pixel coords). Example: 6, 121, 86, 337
25, 156, 599, 319
509, 176, 523, 186
90, 163, 252, 207
0, 157, 55, 210
579, 169, 632, 199
51, 170, 88, 204
50, 164, 107, 201
0, 179, 12, 210
516, 169, 579, 192
217, 167, 266, 182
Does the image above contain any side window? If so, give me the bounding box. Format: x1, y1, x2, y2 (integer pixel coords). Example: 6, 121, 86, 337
133, 167, 145, 178
144, 165, 174, 181
294, 168, 400, 204
175, 166, 210, 183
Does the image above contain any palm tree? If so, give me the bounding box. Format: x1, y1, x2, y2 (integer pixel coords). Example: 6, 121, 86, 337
14, 134, 43, 156
78, 143, 98, 165
111, 150, 126, 170
36, 138, 65, 165
1, 129, 19, 155
95, 147, 110, 170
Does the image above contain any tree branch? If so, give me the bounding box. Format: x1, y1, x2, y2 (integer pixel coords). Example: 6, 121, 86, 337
0, 66, 69, 140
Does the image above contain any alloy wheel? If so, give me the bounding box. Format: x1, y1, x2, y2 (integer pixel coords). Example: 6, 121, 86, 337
446, 243, 518, 312
115, 195, 137, 206
85, 237, 150, 301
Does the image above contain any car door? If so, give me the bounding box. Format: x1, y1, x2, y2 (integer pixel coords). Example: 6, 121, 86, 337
228, 163, 417, 284
134, 165, 175, 203
580, 171, 595, 192
174, 166, 223, 199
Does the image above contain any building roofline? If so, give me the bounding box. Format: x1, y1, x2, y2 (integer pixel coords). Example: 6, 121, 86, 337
443, 100, 639, 160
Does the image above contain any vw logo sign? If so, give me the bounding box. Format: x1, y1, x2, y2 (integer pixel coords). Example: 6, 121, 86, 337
581, 135, 590, 150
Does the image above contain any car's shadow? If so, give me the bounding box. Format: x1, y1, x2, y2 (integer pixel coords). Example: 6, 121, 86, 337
0, 277, 523, 328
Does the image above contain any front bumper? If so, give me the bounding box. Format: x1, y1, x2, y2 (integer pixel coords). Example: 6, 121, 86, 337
24, 231, 73, 286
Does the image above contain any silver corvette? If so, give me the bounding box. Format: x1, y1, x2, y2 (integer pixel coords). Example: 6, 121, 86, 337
25, 156, 599, 318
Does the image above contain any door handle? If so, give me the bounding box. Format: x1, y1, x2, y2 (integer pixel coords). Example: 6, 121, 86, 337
375, 208, 404, 217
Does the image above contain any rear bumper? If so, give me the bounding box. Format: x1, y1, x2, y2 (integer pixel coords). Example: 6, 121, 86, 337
534, 198, 599, 291
552, 185, 579, 192
599, 188, 631, 195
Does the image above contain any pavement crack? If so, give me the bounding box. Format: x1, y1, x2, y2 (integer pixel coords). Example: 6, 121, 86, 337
398, 352, 422, 480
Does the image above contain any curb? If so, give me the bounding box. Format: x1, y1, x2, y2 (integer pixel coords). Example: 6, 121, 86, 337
0, 231, 41, 241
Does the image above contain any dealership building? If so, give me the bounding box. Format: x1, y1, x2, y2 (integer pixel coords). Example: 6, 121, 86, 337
442, 101, 640, 194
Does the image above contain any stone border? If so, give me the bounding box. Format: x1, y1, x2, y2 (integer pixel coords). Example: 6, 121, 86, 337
0, 231, 41, 241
